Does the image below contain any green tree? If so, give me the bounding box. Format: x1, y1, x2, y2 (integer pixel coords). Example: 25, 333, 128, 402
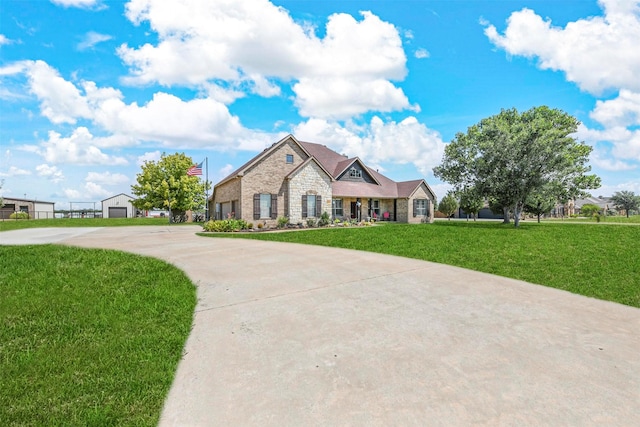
580, 203, 600, 217
438, 192, 458, 220
524, 190, 557, 223
131, 153, 209, 222
434, 106, 600, 227
610, 191, 640, 218
458, 187, 483, 221
0, 179, 4, 207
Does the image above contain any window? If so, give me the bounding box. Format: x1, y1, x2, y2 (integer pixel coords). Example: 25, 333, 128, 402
302, 194, 322, 218
20, 205, 29, 213
371, 199, 380, 217
286, 154, 294, 164
254, 193, 277, 219
307, 195, 316, 218
413, 199, 427, 216
260, 194, 271, 218
332, 199, 343, 218
349, 167, 361, 178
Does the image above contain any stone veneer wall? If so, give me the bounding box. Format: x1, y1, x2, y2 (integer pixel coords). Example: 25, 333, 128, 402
288, 161, 332, 223
406, 184, 435, 224
396, 199, 409, 223
240, 139, 309, 226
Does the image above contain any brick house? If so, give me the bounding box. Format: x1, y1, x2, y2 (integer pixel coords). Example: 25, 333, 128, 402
210, 134, 436, 226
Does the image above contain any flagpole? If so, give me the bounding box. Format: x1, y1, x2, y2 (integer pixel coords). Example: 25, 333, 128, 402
205, 157, 209, 220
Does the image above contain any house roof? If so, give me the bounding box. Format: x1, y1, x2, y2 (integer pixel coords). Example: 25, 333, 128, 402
101, 193, 134, 202
285, 156, 334, 182
574, 196, 612, 209
217, 134, 312, 187
213, 134, 434, 200
0, 197, 55, 205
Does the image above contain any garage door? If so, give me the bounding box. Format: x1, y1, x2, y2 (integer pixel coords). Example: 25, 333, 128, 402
108, 207, 127, 218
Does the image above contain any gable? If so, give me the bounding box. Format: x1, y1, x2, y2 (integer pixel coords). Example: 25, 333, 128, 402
336, 160, 377, 184
215, 134, 311, 188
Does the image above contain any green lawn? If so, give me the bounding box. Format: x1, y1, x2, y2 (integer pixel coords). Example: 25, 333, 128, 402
200, 221, 640, 308
0, 217, 180, 232
0, 245, 196, 426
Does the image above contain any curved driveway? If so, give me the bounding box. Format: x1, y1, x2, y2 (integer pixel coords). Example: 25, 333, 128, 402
2, 226, 639, 425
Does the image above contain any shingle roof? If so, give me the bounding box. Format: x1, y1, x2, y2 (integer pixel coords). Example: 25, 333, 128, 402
214, 134, 433, 200
299, 141, 349, 176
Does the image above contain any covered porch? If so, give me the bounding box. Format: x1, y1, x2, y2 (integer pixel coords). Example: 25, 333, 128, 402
332, 197, 397, 222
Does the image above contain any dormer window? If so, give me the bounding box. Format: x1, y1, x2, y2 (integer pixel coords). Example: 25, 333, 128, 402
349, 167, 361, 178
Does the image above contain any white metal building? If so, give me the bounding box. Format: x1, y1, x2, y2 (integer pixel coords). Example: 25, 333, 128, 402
101, 193, 135, 218
0, 197, 55, 219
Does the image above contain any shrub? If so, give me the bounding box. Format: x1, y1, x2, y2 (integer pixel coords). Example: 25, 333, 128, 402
9, 211, 29, 220
318, 211, 330, 227
257, 222, 263, 229
277, 216, 289, 229
306, 218, 316, 228
202, 219, 249, 232
580, 204, 600, 217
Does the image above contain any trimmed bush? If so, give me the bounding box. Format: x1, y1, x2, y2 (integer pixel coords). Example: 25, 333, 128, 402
9, 211, 30, 220
202, 219, 250, 232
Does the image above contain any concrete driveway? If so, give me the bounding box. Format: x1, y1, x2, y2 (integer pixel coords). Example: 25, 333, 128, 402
2, 226, 639, 425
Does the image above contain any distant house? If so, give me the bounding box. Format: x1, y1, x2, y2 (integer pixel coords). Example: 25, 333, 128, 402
572, 196, 616, 215
210, 134, 436, 226
0, 197, 55, 219
102, 193, 135, 218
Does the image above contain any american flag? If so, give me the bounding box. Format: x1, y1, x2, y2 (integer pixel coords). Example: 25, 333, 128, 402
187, 162, 203, 176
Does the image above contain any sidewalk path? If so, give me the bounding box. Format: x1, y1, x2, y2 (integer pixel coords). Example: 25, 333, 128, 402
4, 226, 640, 425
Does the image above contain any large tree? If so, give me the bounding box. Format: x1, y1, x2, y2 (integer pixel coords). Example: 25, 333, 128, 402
433, 106, 601, 227
131, 153, 209, 222
610, 191, 640, 218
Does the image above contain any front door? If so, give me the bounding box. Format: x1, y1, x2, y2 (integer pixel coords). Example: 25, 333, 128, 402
350, 201, 357, 219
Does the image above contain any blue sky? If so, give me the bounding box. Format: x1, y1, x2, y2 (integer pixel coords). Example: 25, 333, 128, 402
1, 0, 639, 205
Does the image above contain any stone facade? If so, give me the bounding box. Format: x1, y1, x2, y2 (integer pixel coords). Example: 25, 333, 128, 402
288, 161, 332, 223
211, 135, 438, 226
405, 183, 434, 224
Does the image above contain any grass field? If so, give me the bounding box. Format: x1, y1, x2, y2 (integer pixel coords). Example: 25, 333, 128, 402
200, 221, 640, 308
0, 217, 179, 232
0, 245, 196, 426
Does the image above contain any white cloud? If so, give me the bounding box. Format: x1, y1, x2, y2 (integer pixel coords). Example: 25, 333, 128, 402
590, 90, 640, 128
10, 60, 273, 152
136, 151, 161, 166
36, 164, 65, 182
50, 0, 101, 9
63, 182, 111, 200
293, 77, 416, 119
217, 163, 234, 181
293, 116, 445, 176
38, 127, 129, 165
0, 166, 31, 177
577, 123, 640, 165
118, 0, 412, 118
0, 34, 13, 46
85, 171, 129, 185
24, 60, 92, 124
414, 48, 430, 59
77, 31, 112, 50
483, 1, 640, 94
595, 178, 640, 196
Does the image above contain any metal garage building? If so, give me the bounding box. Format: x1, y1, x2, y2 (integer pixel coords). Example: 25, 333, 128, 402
102, 193, 135, 218
1, 197, 55, 219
